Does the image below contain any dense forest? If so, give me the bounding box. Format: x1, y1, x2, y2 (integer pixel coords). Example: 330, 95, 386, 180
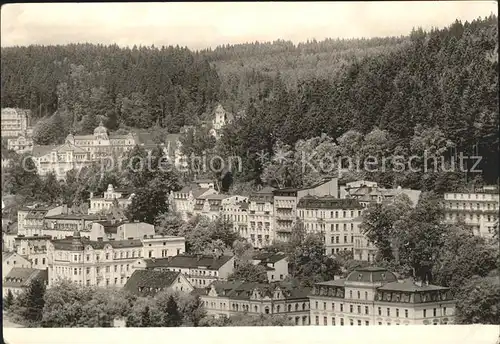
1, 15, 498, 185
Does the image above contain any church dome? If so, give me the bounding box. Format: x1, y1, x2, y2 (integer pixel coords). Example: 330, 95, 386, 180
94, 121, 108, 136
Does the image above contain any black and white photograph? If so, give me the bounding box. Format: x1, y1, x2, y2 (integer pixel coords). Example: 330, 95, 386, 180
1, 2, 499, 343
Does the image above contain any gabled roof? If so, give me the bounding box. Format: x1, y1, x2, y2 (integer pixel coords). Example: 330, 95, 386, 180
197, 194, 231, 200
2, 252, 15, 261
143, 254, 233, 270
208, 281, 310, 300
55, 142, 87, 153
124, 270, 181, 296
3, 268, 48, 288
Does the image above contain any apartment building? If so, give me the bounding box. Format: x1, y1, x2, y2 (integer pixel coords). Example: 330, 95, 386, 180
199, 281, 311, 325
273, 178, 339, 242
46, 231, 186, 287
13, 235, 50, 269
251, 252, 289, 282
247, 186, 275, 248
132, 254, 235, 289
442, 186, 499, 238
309, 267, 455, 326
297, 196, 365, 256
170, 184, 218, 221
17, 204, 68, 236
88, 184, 135, 215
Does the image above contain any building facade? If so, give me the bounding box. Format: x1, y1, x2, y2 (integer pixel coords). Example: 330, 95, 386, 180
273, 178, 339, 242
209, 104, 234, 140
442, 188, 499, 238
297, 196, 365, 257
89, 184, 135, 215
124, 270, 194, 296
309, 267, 456, 326
133, 254, 235, 289
200, 281, 311, 325
2, 252, 31, 279
247, 187, 275, 248
170, 184, 218, 221
1, 108, 32, 138
251, 253, 289, 282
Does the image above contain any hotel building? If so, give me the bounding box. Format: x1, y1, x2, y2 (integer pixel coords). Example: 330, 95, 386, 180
309, 267, 456, 326
199, 281, 311, 325
442, 186, 499, 238
1, 108, 32, 138
193, 194, 248, 221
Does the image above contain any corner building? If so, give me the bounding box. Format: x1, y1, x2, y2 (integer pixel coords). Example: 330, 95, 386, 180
309, 267, 455, 326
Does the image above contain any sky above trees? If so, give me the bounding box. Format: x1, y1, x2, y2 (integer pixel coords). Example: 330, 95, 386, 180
1, 2, 497, 49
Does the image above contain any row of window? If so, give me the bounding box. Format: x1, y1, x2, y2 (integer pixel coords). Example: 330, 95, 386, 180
298, 210, 362, 219
313, 301, 447, 318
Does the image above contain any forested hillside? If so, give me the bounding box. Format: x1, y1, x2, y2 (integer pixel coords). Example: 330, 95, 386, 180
1, 15, 498, 185
1, 44, 221, 136
209, 16, 499, 185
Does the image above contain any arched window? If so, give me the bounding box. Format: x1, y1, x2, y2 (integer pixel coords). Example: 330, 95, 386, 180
254, 305, 258, 313
288, 304, 292, 312
265, 307, 270, 314
276, 305, 281, 313
302, 303, 306, 310
295, 304, 299, 311
357, 291, 360, 299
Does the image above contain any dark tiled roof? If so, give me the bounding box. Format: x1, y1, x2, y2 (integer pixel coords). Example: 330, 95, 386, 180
31, 145, 58, 157
124, 270, 181, 296
209, 281, 310, 300
51, 238, 142, 250
3, 268, 48, 288
346, 267, 398, 283
297, 196, 363, 210
252, 253, 287, 264
315, 279, 346, 287
377, 280, 449, 292
192, 188, 211, 198
143, 254, 233, 270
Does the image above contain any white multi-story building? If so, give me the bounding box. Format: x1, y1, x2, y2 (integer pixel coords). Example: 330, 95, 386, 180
309, 267, 456, 326
170, 183, 218, 221
89, 184, 135, 215
297, 196, 370, 258
17, 204, 68, 236
46, 230, 186, 287
222, 200, 249, 240
1, 108, 32, 138
247, 186, 275, 248
273, 178, 339, 242
193, 194, 248, 221
442, 186, 499, 238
